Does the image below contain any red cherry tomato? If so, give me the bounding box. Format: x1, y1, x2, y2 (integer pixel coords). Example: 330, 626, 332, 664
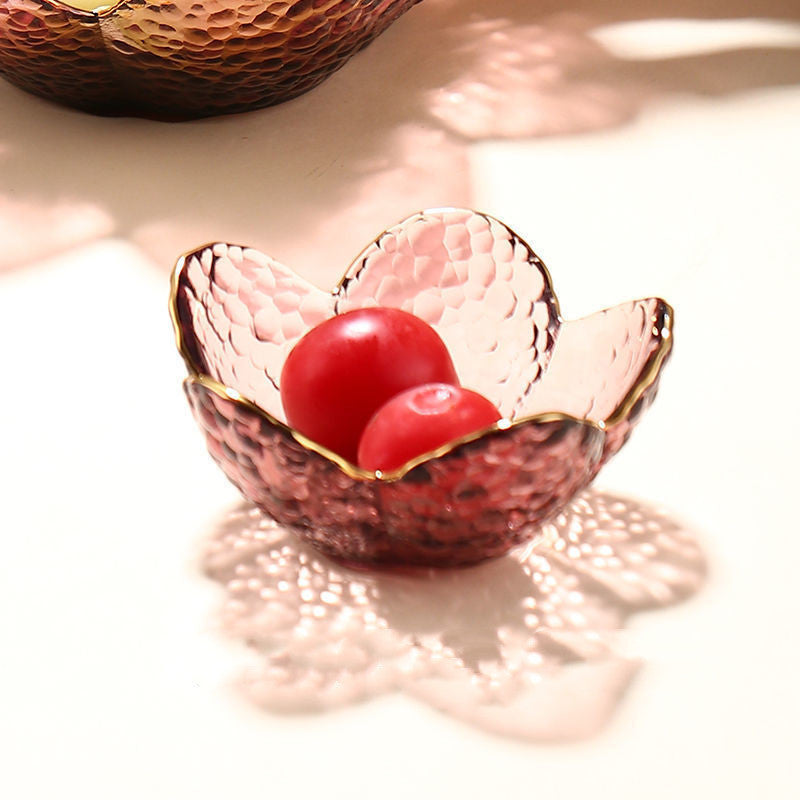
357, 383, 502, 473
280, 308, 459, 463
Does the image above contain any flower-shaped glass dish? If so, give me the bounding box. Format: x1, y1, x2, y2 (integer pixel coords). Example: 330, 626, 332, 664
170, 208, 673, 567
0, 0, 420, 117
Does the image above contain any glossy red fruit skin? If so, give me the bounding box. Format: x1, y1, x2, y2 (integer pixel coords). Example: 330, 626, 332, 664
280, 308, 459, 464
357, 383, 502, 473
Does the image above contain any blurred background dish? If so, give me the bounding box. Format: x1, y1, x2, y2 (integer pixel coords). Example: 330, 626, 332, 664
0, 0, 421, 117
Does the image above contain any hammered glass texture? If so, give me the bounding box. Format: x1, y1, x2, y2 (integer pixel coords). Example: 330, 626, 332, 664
0, 0, 421, 116
335, 209, 561, 417
176, 244, 334, 421
173, 209, 672, 567
174, 209, 561, 421
185, 378, 605, 567
0, 2, 114, 110
202, 490, 705, 737
520, 298, 672, 464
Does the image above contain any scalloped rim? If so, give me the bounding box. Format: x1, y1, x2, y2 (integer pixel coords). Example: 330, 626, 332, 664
186, 372, 603, 482
605, 299, 673, 428
169, 208, 672, 481
334, 207, 563, 321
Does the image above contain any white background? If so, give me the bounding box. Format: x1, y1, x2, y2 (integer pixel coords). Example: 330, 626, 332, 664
1, 2, 799, 797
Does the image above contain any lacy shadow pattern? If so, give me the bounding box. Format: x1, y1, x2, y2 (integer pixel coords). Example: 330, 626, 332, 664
2, 2, 798, 273
202, 488, 705, 741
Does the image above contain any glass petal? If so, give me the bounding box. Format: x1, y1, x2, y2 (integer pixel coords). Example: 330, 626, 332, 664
174, 243, 333, 421
518, 297, 672, 461
335, 208, 561, 417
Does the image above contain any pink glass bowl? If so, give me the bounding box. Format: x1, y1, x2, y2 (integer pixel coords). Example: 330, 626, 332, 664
170, 208, 673, 567
0, 0, 420, 117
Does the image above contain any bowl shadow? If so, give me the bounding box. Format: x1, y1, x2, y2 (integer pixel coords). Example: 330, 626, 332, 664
201, 487, 706, 742
1, 0, 798, 274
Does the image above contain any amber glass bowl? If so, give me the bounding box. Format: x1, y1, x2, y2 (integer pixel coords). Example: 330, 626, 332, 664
0, 0, 421, 117
170, 208, 673, 567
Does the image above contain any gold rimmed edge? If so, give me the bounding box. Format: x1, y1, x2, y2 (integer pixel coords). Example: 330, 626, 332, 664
169, 247, 208, 377
169, 225, 672, 484
169, 207, 564, 385
333, 207, 564, 321
603, 299, 674, 429
187, 373, 604, 483
169, 240, 333, 377
52, 0, 119, 16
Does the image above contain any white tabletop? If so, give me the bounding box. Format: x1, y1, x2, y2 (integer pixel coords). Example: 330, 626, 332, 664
1, 3, 799, 798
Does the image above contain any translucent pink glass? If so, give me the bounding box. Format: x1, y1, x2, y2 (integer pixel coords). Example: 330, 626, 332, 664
0, 0, 421, 117
203, 489, 706, 736
171, 208, 673, 567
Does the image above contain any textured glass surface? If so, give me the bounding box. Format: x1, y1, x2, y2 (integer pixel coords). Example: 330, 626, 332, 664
175, 210, 560, 421
336, 210, 560, 419
203, 489, 705, 738
185, 377, 603, 566
520, 297, 672, 466
172, 208, 673, 567
0, 0, 421, 117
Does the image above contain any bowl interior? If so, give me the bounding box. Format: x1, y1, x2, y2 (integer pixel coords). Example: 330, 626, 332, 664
173, 209, 562, 424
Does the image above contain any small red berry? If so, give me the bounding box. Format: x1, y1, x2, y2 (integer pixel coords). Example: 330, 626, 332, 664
280, 308, 459, 463
357, 383, 502, 473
